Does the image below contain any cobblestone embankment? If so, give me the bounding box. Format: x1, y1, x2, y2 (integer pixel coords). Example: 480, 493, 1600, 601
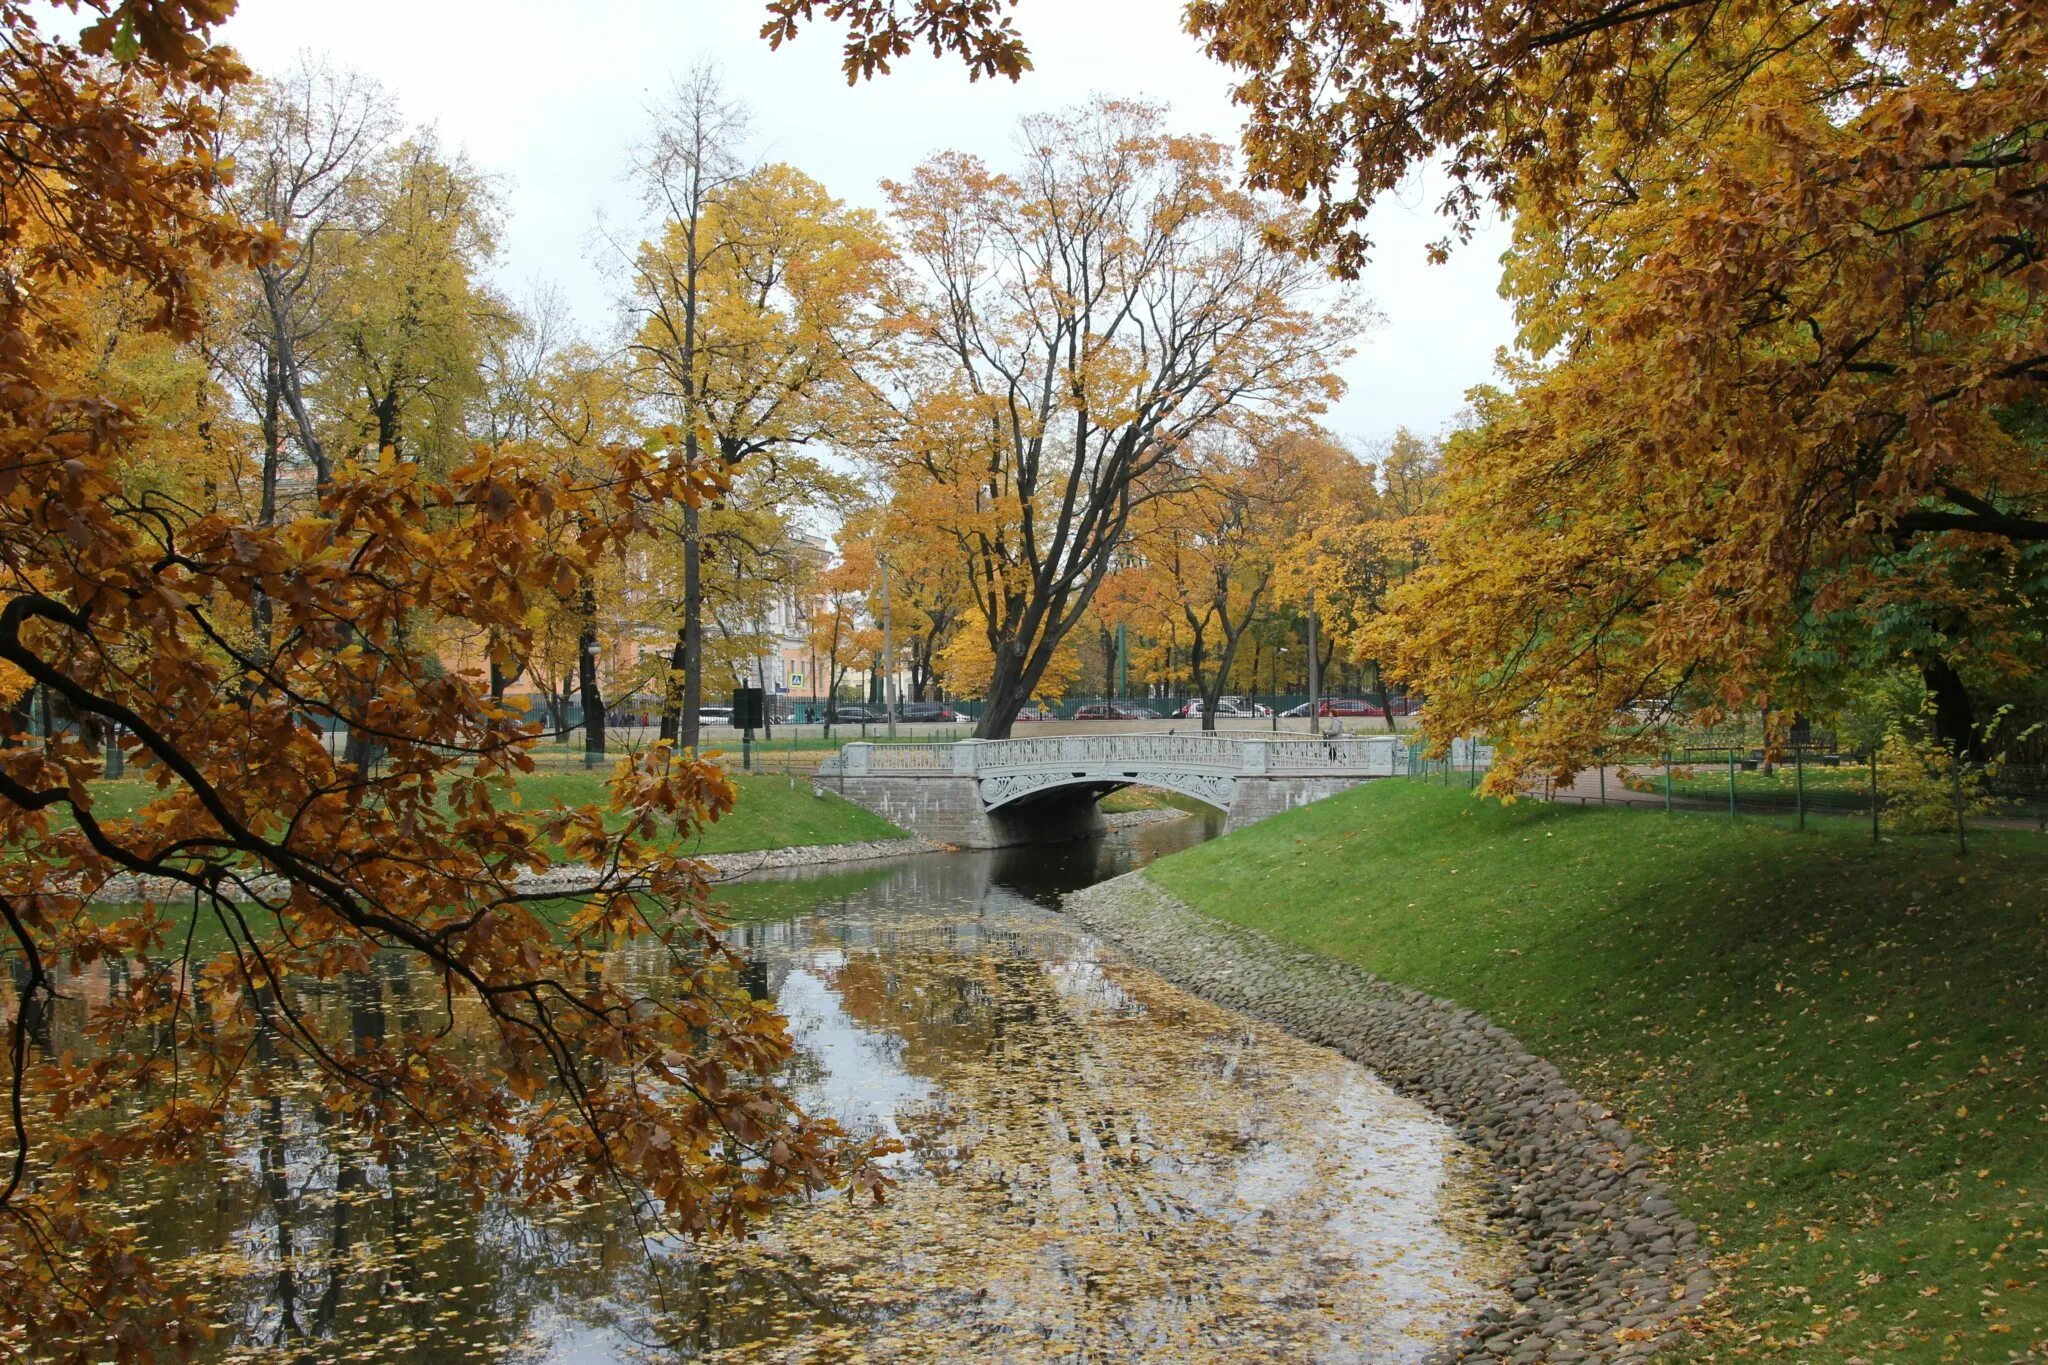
1065, 869, 1712, 1364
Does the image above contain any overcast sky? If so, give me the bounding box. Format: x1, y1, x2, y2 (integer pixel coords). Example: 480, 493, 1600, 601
214, 0, 1518, 448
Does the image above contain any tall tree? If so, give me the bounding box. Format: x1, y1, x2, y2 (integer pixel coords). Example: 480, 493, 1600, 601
1323, 1, 2048, 779
848, 495, 972, 702
624, 74, 889, 750
315, 132, 505, 473
1115, 429, 1324, 729
1286, 429, 1438, 729
621, 68, 749, 754
883, 99, 1354, 738
216, 59, 397, 499
0, 8, 872, 1347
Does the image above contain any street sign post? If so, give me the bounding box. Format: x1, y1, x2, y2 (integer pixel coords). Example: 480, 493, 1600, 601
733, 686, 765, 771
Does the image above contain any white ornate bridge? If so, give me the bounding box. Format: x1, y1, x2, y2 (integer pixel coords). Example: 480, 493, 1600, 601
813, 733, 1416, 846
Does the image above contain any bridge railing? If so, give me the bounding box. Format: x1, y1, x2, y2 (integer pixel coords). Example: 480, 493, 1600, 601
971, 734, 1247, 770
814, 743, 953, 775
817, 733, 1413, 778
1259, 736, 1407, 775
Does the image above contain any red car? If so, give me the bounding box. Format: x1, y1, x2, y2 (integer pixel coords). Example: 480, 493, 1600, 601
1315, 697, 1377, 717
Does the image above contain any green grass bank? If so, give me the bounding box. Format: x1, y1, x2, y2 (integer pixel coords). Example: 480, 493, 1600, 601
71, 766, 902, 857
1144, 781, 2046, 1363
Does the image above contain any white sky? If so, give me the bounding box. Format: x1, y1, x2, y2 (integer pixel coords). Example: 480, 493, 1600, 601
214, 0, 1518, 448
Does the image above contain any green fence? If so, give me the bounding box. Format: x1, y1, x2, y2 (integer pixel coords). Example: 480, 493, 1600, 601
1407, 734, 2048, 851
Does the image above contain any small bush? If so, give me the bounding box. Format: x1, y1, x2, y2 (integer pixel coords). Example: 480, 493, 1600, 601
1876, 725, 1994, 833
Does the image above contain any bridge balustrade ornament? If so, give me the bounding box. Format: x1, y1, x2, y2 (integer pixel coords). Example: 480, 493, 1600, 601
816, 732, 1435, 810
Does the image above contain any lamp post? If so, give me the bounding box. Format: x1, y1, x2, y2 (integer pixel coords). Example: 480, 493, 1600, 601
880, 555, 896, 739
1270, 646, 1287, 732
1305, 592, 1320, 735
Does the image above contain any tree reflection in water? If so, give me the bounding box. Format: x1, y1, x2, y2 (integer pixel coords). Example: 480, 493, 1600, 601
29, 815, 1504, 1362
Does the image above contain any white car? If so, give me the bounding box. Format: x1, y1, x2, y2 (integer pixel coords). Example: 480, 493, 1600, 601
1175, 697, 1270, 719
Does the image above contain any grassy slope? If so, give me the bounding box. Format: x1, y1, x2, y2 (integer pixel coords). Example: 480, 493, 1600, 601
1099, 785, 1218, 815
71, 767, 901, 856
512, 769, 901, 855
1146, 781, 2047, 1363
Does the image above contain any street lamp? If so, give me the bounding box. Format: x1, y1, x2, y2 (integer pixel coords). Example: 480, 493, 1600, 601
1270, 647, 1287, 733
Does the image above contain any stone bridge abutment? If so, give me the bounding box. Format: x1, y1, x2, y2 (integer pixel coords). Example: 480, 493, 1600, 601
814, 734, 1417, 848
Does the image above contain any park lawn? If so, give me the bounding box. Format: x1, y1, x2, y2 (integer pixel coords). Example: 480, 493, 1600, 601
1145, 781, 2048, 1363
59, 765, 902, 856
1099, 785, 1216, 816
510, 767, 901, 855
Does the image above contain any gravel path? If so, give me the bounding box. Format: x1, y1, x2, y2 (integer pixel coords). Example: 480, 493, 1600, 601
1065, 869, 1712, 1363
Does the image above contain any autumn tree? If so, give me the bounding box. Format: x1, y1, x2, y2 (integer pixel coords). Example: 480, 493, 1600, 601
623, 70, 890, 750
760, 0, 1033, 83
214, 58, 396, 502
881, 99, 1353, 738
805, 558, 879, 730
766, 1, 2048, 772
1285, 428, 1439, 728
1308, 0, 2048, 780
846, 494, 972, 703
1119, 429, 1320, 730
0, 7, 873, 1351
312, 131, 506, 474
526, 345, 647, 761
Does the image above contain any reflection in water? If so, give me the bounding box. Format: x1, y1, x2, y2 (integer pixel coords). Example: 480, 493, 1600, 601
33, 811, 1504, 1362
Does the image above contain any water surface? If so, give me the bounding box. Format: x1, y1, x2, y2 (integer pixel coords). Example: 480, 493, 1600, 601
35, 813, 1506, 1362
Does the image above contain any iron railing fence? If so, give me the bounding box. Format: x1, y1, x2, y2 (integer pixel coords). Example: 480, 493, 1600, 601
1405, 736, 2048, 849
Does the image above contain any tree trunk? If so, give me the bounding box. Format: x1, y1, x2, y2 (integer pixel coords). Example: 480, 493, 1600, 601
658, 627, 686, 744
578, 580, 604, 762
1922, 653, 1980, 759
1191, 633, 1217, 733
488, 637, 510, 703
253, 351, 282, 650
1203, 611, 1256, 732
679, 501, 702, 751
1365, 660, 1397, 733
262, 268, 330, 487
975, 660, 1032, 740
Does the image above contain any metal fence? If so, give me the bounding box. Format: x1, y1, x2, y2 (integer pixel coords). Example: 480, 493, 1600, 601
1406, 735, 2048, 850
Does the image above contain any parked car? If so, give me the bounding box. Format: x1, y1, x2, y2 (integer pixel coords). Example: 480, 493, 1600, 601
697, 705, 734, 727
897, 701, 958, 722
827, 704, 885, 724
1014, 703, 1053, 721
1174, 697, 1266, 719
1278, 697, 1402, 718
1073, 702, 1157, 720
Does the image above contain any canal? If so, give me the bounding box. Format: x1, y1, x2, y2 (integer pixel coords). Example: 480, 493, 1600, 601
40, 813, 1507, 1362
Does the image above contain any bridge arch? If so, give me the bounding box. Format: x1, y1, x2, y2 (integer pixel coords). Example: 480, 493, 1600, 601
816, 733, 1426, 847
979, 769, 1235, 814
